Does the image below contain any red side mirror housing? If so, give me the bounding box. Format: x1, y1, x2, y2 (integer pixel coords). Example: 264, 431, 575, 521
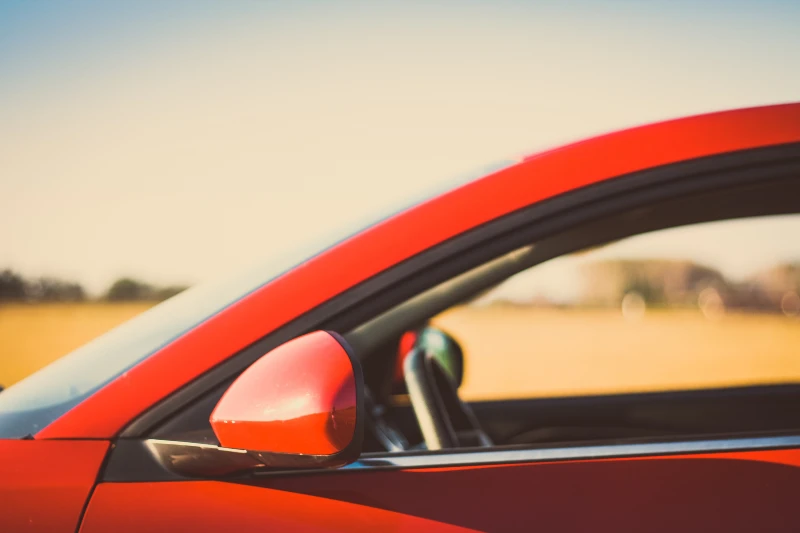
209, 330, 364, 469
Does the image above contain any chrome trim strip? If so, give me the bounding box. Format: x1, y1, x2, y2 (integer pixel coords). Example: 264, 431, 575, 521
346, 435, 800, 470
146, 438, 248, 453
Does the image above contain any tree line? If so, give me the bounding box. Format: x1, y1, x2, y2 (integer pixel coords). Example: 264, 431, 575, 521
580, 259, 800, 315
0, 269, 189, 303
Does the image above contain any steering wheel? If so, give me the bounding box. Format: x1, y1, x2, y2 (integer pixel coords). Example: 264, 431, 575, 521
402, 347, 493, 450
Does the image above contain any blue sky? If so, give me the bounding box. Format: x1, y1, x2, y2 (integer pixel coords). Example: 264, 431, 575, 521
1, 1, 799, 293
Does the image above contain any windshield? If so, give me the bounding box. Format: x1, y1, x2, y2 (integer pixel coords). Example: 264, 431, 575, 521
0, 160, 516, 438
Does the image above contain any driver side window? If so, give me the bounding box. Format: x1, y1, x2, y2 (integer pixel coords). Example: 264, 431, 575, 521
432, 215, 800, 403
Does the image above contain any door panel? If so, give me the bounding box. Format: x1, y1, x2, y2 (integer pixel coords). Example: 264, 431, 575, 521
80, 448, 800, 532
0, 440, 108, 533
263, 451, 800, 532
79, 481, 479, 533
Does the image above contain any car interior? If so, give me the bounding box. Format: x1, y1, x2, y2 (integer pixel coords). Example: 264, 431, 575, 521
147, 172, 800, 463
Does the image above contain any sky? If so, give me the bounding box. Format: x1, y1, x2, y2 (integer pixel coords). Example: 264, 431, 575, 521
1, 0, 800, 295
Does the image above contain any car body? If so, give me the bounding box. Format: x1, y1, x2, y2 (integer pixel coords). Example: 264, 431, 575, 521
2, 102, 800, 532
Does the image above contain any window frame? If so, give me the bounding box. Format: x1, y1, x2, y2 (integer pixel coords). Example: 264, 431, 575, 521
126, 143, 800, 439
98, 144, 800, 483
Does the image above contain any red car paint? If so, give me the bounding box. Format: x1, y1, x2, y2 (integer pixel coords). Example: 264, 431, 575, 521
79, 482, 480, 533
0, 440, 108, 533
39, 102, 800, 440
210, 331, 358, 455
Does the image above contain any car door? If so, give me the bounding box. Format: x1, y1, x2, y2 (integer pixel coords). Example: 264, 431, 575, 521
76, 446, 800, 533
258, 202, 800, 532
74, 107, 800, 533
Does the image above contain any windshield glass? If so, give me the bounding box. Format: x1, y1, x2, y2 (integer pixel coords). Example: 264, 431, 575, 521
0, 159, 515, 438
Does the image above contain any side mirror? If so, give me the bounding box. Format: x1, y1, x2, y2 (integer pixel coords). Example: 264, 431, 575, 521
146, 331, 364, 477
210, 330, 364, 469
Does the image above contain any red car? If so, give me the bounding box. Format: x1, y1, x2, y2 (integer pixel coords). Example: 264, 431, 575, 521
3, 103, 800, 533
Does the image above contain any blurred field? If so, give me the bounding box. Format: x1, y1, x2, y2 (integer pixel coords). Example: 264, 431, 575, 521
435, 306, 800, 401
1, 304, 798, 400
0, 303, 153, 387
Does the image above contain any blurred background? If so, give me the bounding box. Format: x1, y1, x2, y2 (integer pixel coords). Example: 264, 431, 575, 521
2, 0, 799, 394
